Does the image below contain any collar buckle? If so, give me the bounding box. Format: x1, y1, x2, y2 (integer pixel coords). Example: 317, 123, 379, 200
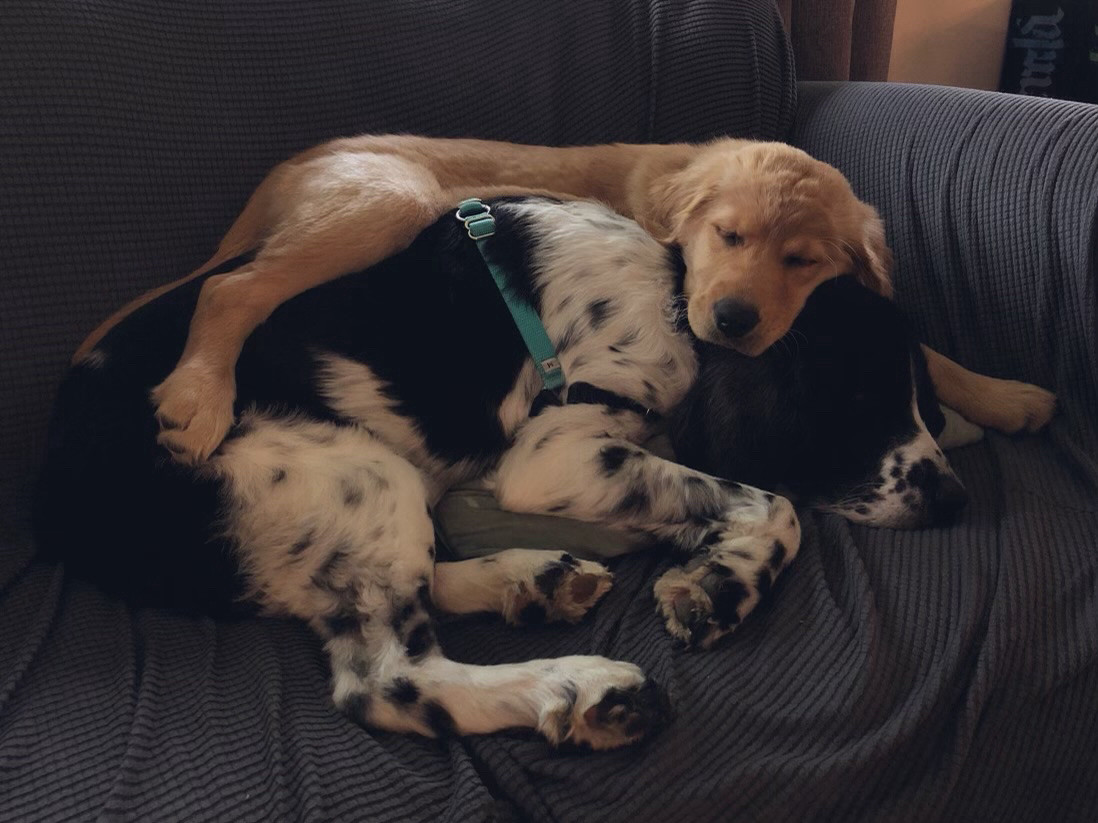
456, 200, 496, 239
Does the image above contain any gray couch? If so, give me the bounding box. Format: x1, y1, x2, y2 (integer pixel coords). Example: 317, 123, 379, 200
2, 1, 1096, 821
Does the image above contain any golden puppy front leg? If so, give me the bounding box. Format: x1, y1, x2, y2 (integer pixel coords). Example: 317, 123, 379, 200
922, 345, 1057, 434
152, 155, 450, 462
151, 264, 276, 462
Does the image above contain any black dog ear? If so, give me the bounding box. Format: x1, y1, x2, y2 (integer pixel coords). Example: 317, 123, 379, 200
911, 343, 946, 438
669, 344, 801, 493
667, 381, 709, 471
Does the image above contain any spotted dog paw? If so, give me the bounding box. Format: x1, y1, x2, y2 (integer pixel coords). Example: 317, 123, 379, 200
151, 360, 236, 464
500, 551, 613, 626
537, 657, 669, 750
653, 536, 789, 649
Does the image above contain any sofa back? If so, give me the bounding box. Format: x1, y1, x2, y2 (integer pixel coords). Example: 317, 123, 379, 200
0, 0, 795, 533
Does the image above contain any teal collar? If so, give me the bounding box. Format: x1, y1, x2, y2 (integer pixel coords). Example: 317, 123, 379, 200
455, 198, 565, 395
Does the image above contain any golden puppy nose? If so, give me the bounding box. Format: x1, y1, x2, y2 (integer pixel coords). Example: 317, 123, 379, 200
713, 298, 759, 339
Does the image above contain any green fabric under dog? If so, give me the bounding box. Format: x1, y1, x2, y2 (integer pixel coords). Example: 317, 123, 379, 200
435, 434, 675, 561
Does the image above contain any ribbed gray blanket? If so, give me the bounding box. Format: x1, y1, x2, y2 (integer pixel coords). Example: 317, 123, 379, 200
2, 2, 1095, 821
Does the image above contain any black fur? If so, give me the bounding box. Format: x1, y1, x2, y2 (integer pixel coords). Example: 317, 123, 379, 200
614, 487, 650, 516
702, 530, 724, 546
477, 197, 559, 312
391, 602, 417, 633
423, 700, 457, 738
341, 478, 365, 508
386, 677, 421, 705
587, 298, 615, 329
311, 547, 351, 595
769, 540, 787, 572
289, 531, 314, 556
670, 276, 942, 507
415, 580, 433, 610
349, 656, 371, 679
344, 693, 373, 727
326, 614, 364, 636
533, 563, 568, 599
404, 622, 436, 660
598, 444, 633, 475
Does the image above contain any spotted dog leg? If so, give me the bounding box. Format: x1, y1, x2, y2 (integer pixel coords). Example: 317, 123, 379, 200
320, 585, 665, 750
495, 405, 802, 649
213, 414, 666, 748
649, 515, 798, 649
433, 550, 614, 626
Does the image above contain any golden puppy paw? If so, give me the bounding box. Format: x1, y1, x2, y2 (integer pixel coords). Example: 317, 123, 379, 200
151, 360, 236, 464
978, 378, 1058, 434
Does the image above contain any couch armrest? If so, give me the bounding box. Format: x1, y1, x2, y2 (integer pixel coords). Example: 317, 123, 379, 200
791, 81, 1097, 422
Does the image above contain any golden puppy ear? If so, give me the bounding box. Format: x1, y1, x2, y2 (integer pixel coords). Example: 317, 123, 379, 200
850, 202, 894, 297
640, 163, 716, 245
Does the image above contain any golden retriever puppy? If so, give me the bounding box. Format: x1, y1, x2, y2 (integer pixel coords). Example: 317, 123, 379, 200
75, 136, 1055, 463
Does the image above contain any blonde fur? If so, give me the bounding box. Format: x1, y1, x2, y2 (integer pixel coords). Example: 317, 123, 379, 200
74, 135, 1055, 461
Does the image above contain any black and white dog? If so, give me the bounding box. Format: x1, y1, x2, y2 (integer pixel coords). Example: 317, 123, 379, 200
36, 197, 964, 751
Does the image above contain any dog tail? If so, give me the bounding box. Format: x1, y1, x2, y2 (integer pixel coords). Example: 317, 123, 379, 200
72, 181, 278, 362
203, 178, 274, 270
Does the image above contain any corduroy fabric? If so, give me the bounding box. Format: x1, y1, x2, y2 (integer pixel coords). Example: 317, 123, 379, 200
2, 8, 1097, 823
5, 439, 1097, 821
792, 81, 1098, 821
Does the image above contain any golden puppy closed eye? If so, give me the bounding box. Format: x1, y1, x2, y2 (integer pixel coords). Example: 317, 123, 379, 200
644, 140, 893, 353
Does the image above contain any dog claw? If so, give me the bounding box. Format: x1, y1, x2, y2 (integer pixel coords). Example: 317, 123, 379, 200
150, 360, 237, 464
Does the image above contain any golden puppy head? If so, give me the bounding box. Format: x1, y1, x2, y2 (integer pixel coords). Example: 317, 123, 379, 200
644, 140, 892, 354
